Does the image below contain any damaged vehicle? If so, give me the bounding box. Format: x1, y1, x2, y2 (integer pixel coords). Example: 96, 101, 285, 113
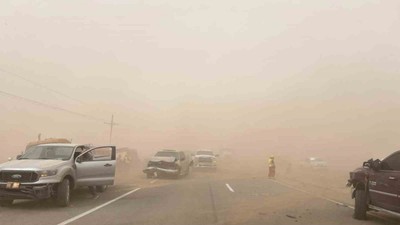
194, 150, 218, 171
0, 144, 116, 207
143, 150, 192, 178
347, 150, 400, 220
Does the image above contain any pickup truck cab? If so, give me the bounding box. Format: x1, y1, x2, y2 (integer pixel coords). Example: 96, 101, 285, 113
0, 143, 116, 207
348, 150, 400, 219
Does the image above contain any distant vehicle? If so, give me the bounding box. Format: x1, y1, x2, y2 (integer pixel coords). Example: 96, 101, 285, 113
306, 157, 327, 168
194, 150, 217, 171
143, 150, 193, 178
347, 151, 400, 220
0, 144, 116, 207
116, 147, 140, 167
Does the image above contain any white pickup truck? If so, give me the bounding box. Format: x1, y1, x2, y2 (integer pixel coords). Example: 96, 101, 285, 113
194, 150, 218, 171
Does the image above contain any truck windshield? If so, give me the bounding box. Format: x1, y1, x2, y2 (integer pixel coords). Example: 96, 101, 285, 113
196, 151, 213, 156
20, 146, 74, 160
155, 151, 178, 158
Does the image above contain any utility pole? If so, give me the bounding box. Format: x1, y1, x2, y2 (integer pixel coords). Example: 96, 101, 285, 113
105, 114, 118, 144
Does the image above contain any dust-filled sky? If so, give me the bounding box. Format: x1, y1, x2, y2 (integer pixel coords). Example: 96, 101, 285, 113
1, 0, 400, 163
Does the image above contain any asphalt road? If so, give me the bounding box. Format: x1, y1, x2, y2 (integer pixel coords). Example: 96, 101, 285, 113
1, 172, 400, 225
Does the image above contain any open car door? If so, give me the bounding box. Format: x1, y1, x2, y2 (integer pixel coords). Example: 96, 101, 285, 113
75, 146, 116, 187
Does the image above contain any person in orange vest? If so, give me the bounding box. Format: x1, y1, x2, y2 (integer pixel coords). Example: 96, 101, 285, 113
268, 155, 276, 178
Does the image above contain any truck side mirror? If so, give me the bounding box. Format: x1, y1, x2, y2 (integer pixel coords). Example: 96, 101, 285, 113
371, 159, 382, 171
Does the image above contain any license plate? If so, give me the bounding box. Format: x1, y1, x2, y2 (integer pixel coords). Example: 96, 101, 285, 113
6, 182, 20, 189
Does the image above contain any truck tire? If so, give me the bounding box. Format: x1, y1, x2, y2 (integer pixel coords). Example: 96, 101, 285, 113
354, 189, 367, 220
56, 178, 70, 207
96, 185, 108, 193
0, 199, 13, 207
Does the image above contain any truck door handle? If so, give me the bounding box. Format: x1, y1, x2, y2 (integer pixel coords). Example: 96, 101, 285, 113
104, 163, 112, 167
388, 176, 397, 180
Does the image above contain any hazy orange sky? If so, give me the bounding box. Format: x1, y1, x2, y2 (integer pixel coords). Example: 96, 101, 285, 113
1, 0, 400, 162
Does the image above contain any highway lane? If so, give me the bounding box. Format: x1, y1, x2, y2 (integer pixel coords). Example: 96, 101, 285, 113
1, 173, 400, 225
0, 184, 139, 225
61, 176, 400, 225
66, 180, 218, 225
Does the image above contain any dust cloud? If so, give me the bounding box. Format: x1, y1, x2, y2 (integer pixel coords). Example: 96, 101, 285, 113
1, 0, 400, 173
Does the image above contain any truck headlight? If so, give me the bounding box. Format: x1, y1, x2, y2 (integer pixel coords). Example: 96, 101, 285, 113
38, 170, 58, 177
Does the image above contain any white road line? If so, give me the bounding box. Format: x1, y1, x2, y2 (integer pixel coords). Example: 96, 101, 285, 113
225, 183, 235, 193
57, 188, 141, 225
150, 179, 158, 184
271, 180, 354, 209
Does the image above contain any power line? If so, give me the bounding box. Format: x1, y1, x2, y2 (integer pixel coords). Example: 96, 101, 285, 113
0, 68, 85, 104
0, 90, 104, 122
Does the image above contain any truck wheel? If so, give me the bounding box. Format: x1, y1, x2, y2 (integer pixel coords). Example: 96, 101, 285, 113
96, 185, 108, 193
354, 189, 367, 220
56, 178, 70, 207
0, 200, 13, 207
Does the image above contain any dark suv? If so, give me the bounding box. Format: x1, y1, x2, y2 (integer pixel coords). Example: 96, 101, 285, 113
347, 150, 400, 220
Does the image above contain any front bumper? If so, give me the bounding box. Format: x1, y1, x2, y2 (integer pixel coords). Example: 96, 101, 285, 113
194, 162, 216, 168
195, 165, 216, 168
0, 183, 54, 200
143, 167, 179, 175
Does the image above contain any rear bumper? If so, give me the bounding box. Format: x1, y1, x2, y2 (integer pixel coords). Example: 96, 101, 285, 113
0, 183, 54, 200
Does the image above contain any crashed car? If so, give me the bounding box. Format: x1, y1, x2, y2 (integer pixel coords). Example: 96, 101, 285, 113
0, 144, 116, 207
194, 150, 218, 171
347, 151, 400, 220
143, 150, 192, 178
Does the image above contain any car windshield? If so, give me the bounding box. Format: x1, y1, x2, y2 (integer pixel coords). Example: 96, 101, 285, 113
196, 151, 213, 156
20, 146, 74, 160
155, 151, 178, 158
